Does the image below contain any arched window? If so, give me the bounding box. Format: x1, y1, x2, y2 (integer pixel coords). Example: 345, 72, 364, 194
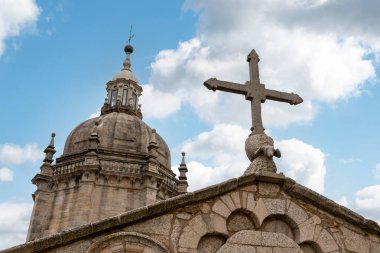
110, 89, 118, 107
261, 217, 295, 240
122, 88, 128, 106
132, 92, 137, 109
197, 234, 227, 253
227, 210, 256, 235
299, 242, 321, 253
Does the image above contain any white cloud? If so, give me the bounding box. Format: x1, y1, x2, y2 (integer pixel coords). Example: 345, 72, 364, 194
0, 143, 43, 165
175, 124, 326, 193
89, 108, 101, 119
0, 202, 33, 250
276, 138, 326, 194
336, 196, 348, 207
143, 0, 377, 129
174, 124, 250, 191
180, 124, 249, 159
374, 163, 380, 180
140, 85, 182, 119
0, 0, 40, 56
355, 185, 380, 224
0, 168, 13, 181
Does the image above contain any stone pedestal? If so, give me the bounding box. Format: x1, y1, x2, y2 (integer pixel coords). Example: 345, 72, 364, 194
244, 133, 280, 175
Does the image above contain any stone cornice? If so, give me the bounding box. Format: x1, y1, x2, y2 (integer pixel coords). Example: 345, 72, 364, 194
3, 171, 379, 253
106, 79, 143, 92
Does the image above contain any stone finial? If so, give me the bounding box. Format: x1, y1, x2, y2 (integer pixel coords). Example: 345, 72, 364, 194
88, 132, 99, 151
43, 133, 56, 165
148, 129, 159, 158
149, 129, 158, 145
244, 133, 281, 175
178, 152, 188, 194
180, 152, 186, 165
40, 133, 56, 176
84, 132, 100, 166
137, 104, 142, 119
49, 132, 55, 147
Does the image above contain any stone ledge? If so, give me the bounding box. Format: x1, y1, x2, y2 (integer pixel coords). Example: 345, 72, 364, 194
283, 177, 380, 235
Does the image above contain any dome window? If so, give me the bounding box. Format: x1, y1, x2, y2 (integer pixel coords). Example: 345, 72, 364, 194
122, 88, 128, 106
132, 92, 137, 109
110, 89, 118, 107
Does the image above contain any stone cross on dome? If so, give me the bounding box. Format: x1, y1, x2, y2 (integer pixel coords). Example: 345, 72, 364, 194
204, 49, 303, 174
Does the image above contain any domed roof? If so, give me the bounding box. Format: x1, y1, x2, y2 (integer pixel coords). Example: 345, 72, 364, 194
63, 112, 171, 170
112, 68, 138, 82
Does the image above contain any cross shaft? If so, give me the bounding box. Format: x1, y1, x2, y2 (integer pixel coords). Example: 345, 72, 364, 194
204, 49, 303, 134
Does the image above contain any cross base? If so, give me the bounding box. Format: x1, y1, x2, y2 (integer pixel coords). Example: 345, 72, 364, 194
244, 133, 281, 175
244, 156, 277, 175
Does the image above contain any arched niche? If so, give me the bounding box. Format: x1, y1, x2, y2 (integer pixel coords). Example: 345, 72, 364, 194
261, 214, 298, 240
299, 241, 322, 253
85, 232, 169, 253
197, 233, 228, 253
226, 209, 258, 235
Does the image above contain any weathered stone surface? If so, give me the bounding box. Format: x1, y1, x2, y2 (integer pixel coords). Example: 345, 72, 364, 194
227, 211, 255, 234
370, 242, 380, 253
212, 200, 231, 218
227, 230, 262, 245
254, 198, 270, 226
340, 226, 370, 253
188, 215, 207, 237
230, 192, 242, 209
262, 219, 294, 240
286, 201, 309, 226
200, 203, 211, 214
262, 232, 297, 247
197, 234, 226, 253
217, 244, 256, 253
246, 193, 256, 212
316, 228, 339, 253
178, 226, 200, 249
124, 214, 173, 236
220, 195, 236, 211
208, 213, 228, 235
256, 247, 272, 253
218, 231, 300, 252
170, 218, 182, 252
259, 182, 280, 196
263, 198, 285, 215
240, 184, 257, 193
176, 213, 192, 220
241, 191, 248, 209
297, 215, 321, 243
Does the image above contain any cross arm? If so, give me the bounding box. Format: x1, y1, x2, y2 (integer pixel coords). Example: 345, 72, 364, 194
265, 88, 303, 105
204, 78, 248, 95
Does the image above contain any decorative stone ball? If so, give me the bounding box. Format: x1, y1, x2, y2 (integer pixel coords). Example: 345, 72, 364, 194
245, 133, 275, 161
124, 44, 134, 54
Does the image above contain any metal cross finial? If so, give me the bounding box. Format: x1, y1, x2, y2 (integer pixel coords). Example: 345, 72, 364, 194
204, 49, 303, 135
127, 25, 135, 45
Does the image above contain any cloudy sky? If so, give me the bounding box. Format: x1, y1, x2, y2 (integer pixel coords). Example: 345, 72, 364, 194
1, 0, 380, 249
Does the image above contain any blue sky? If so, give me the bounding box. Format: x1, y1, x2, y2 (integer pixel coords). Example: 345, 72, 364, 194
1, 0, 380, 249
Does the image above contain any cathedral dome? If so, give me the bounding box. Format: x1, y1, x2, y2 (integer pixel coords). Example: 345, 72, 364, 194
27, 42, 186, 241
62, 112, 171, 170
112, 68, 138, 82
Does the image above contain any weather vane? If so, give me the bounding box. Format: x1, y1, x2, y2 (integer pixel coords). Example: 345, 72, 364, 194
127, 25, 135, 45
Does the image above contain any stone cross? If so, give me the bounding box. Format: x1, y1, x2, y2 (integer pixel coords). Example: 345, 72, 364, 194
204, 49, 303, 135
